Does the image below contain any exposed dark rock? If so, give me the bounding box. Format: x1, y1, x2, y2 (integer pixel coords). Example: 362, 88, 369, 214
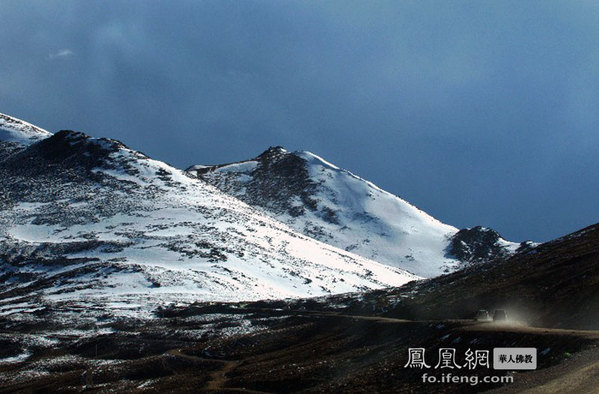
0, 141, 25, 162
188, 147, 329, 220
3, 130, 127, 172
448, 226, 511, 264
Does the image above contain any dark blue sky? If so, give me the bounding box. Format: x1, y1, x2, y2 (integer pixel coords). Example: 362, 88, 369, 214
2, 1, 599, 242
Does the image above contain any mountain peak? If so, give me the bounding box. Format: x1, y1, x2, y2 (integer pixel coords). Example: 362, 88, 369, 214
256, 146, 288, 161
0, 128, 146, 180
19, 130, 128, 166
448, 226, 517, 264
191, 148, 465, 276
189, 148, 524, 277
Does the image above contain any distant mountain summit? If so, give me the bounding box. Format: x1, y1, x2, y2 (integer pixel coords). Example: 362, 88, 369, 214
187, 147, 522, 277
188, 146, 321, 219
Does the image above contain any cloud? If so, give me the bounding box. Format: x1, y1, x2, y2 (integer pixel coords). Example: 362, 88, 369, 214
1, 1, 599, 242
48, 49, 74, 60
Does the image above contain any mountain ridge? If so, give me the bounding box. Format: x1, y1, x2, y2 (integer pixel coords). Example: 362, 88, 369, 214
0, 114, 418, 315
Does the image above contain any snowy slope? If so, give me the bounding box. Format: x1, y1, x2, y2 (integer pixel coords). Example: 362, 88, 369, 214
188, 147, 520, 277
0, 120, 418, 313
0, 112, 51, 145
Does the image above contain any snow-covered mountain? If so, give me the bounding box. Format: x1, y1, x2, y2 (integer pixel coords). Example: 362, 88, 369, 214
187, 147, 521, 277
0, 114, 418, 314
